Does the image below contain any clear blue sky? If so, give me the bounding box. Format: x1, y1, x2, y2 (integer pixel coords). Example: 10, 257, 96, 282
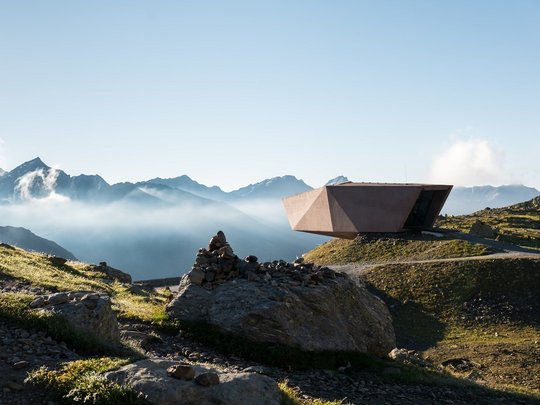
1, 1, 539, 190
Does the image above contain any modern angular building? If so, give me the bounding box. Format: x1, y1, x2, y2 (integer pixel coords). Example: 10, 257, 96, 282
282, 182, 453, 239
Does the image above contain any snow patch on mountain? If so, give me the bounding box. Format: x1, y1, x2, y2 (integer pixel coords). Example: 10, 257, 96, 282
325, 176, 350, 186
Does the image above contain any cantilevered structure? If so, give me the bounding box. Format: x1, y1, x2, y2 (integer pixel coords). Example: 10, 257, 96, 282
282, 183, 453, 239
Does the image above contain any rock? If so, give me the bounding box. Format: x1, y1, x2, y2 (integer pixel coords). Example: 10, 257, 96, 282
188, 268, 205, 286
128, 284, 149, 295
93, 262, 132, 284
105, 359, 280, 405
48, 256, 68, 266
195, 372, 220, 386
216, 230, 227, 245
47, 292, 70, 306
440, 358, 481, 372
81, 294, 99, 309
35, 292, 120, 344
245, 255, 258, 263
12, 360, 29, 369
29, 296, 45, 308
167, 364, 195, 380
167, 274, 395, 356
205, 271, 215, 282
218, 245, 235, 259
4, 382, 23, 391
121, 330, 163, 348
241, 366, 270, 375
389, 348, 432, 368
469, 220, 498, 239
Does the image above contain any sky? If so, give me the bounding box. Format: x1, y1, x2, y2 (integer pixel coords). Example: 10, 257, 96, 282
1, 1, 539, 190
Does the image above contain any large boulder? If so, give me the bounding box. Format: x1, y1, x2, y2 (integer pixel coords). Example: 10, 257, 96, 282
469, 220, 498, 239
31, 291, 120, 343
105, 359, 280, 405
167, 272, 395, 356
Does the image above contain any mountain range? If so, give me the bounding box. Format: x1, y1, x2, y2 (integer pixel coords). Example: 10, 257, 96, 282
0, 158, 314, 204
0, 157, 538, 279
3, 158, 537, 212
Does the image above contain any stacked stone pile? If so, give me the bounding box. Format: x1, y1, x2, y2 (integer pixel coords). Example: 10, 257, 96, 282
168, 231, 396, 355
187, 230, 342, 290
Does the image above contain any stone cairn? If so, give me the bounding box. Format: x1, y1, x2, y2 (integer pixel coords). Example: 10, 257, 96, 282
187, 230, 340, 290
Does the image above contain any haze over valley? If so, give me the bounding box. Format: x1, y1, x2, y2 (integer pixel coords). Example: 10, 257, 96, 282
0, 157, 538, 280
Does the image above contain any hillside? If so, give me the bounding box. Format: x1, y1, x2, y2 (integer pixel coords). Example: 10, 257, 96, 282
437, 196, 540, 249
355, 258, 540, 394
2, 243, 539, 404
442, 185, 540, 215
305, 231, 540, 398
0, 226, 76, 260
304, 233, 497, 266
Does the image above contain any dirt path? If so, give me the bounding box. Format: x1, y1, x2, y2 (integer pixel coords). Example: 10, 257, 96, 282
330, 234, 540, 275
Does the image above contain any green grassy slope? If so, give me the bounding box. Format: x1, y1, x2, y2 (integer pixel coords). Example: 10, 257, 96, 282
0, 244, 169, 325
358, 258, 540, 395
304, 235, 496, 266
437, 196, 540, 249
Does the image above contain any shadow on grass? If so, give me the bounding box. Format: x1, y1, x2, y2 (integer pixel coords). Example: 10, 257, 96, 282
364, 284, 447, 350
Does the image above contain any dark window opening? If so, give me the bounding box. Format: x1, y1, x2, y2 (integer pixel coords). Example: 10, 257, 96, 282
404, 190, 435, 228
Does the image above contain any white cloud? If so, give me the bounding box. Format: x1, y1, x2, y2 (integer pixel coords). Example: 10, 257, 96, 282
14, 168, 70, 203
427, 138, 516, 186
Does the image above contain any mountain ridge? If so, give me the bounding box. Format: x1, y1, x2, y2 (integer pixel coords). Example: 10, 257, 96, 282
2, 158, 538, 210
0, 225, 76, 259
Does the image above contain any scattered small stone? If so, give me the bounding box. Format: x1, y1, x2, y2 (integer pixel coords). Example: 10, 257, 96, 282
29, 296, 45, 308
167, 364, 195, 380
242, 365, 269, 375
12, 360, 29, 369
48, 256, 68, 266
194, 372, 220, 386
4, 381, 23, 391
47, 292, 70, 306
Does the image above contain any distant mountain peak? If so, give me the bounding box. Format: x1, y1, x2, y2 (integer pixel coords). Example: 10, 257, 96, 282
12, 157, 50, 174
325, 176, 350, 186
0, 168, 5, 176
230, 175, 312, 199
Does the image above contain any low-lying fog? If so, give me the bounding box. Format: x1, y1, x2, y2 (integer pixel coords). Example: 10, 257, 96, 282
0, 197, 327, 280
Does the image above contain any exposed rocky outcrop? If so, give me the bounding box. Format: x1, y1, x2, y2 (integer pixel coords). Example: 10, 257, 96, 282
92, 261, 132, 284
469, 220, 499, 239
105, 359, 280, 405
30, 291, 120, 343
167, 232, 396, 356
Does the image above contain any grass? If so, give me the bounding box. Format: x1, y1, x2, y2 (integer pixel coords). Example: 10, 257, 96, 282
361, 258, 540, 345
26, 357, 148, 405
304, 234, 496, 266
0, 244, 171, 325
279, 381, 347, 405
357, 257, 540, 397
0, 243, 175, 356
436, 196, 540, 249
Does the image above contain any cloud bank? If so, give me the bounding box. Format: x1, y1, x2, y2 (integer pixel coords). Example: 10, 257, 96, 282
427, 139, 516, 186
14, 168, 69, 203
